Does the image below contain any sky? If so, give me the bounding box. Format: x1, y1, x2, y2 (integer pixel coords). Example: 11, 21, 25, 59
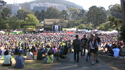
4, 0, 121, 10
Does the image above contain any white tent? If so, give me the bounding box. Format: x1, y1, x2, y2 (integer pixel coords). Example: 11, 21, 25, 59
111, 30, 118, 33
0, 31, 5, 34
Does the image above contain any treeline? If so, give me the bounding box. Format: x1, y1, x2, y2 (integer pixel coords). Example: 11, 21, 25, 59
0, 4, 122, 30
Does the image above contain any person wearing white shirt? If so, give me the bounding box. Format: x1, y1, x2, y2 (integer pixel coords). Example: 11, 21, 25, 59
26, 49, 33, 60
112, 46, 120, 57
3, 50, 12, 66
89, 35, 98, 65
1, 48, 6, 56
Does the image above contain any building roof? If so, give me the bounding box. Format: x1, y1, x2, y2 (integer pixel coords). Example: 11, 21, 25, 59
44, 19, 68, 25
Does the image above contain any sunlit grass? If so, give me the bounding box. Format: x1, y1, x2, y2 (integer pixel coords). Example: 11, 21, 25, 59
0, 55, 55, 70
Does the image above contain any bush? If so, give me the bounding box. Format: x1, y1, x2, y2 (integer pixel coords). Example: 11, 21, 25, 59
108, 28, 113, 31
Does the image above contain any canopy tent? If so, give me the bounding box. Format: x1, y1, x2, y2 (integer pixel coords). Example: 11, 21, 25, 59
62, 28, 77, 31
0, 31, 5, 34
13, 30, 22, 34
98, 30, 118, 34
39, 28, 44, 31
111, 30, 118, 33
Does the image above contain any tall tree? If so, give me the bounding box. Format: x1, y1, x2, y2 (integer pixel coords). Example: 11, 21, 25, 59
2, 8, 11, 17
77, 9, 85, 19
0, 17, 7, 30
86, 6, 107, 27
61, 10, 68, 20
25, 14, 39, 26
17, 9, 35, 20
35, 10, 40, 19
67, 7, 80, 20
45, 7, 61, 19
108, 4, 122, 19
37, 10, 45, 21
7, 18, 22, 30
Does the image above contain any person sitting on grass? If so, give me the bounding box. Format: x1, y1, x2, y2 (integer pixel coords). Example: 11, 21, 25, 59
33, 48, 37, 59
37, 47, 45, 60
44, 50, 54, 64
112, 46, 120, 57
2, 50, 12, 66
26, 49, 33, 60
15, 52, 25, 68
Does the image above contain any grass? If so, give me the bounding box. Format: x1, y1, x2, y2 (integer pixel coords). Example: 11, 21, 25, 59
0, 55, 55, 70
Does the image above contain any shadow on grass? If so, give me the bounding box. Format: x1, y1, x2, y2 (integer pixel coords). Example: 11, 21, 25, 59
0, 60, 55, 70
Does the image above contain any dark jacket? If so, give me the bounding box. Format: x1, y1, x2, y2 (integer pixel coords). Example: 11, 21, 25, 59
72, 39, 81, 51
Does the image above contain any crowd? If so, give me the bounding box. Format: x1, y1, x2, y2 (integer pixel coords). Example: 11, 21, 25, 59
0, 32, 124, 68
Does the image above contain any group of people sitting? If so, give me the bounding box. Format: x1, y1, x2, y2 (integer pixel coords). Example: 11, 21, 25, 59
102, 41, 125, 57
1, 43, 69, 69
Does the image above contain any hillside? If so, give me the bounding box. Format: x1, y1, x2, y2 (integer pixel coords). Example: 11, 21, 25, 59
19, 0, 83, 10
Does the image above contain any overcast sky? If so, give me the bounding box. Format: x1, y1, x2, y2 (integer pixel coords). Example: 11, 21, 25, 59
4, 0, 121, 10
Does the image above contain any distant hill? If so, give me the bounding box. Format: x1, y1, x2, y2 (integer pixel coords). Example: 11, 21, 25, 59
18, 0, 83, 10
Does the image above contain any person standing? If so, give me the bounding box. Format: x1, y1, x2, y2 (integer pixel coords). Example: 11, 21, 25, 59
81, 35, 88, 57
72, 35, 81, 62
89, 34, 98, 65
95, 34, 101, 63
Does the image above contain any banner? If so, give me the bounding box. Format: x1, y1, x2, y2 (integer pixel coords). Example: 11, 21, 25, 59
55, 25, 58, 31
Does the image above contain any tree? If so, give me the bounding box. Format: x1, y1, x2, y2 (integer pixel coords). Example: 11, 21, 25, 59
2, 8, 11, 17
37, 10, 45, 21
108, 5, 125, 41
67, 7, 80, 20
17, 9, 35, 20
108, 4, 122, 19
0, 17, 7, 29
108, 16, 123, 30
6, 18, 23, 30
61, 10, 68, 20
45, 7, 61, 19
119, 25, 125, 41
0, 8, 11, 20
86, 6, 107, 27
98, 25, 105, 30
98, 21, 114, 31
78, 24, 86, 29
77, 9, 85, 20
25, 14, 39, 26
35, 10, 40, 19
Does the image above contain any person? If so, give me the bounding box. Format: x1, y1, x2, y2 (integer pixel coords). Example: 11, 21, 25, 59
33, 48, 37, 59
15, 47, 19, 55
94, 34, 101, 63
72, 35, 81, 62
81, 35, 88, 58
112, 46, 120, 57
44, 51, 54, 64
49, 47, 54, 54
67, 40, 72, 53
26, 49, 33, 60
37, 47, 45, 60
31, 46, 35, 52
53, 46, 57, 54
15, 52, 25, 68
89, 35, 98, 65
86, 38, 91, 62
1, 48, 6, 56
2, 50, 12, 66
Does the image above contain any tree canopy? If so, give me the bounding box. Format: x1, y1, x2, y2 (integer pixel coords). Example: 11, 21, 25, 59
25, 14, 39, 26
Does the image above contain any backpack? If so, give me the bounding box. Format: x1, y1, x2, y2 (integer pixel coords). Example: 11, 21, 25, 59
81, 38, 87, 47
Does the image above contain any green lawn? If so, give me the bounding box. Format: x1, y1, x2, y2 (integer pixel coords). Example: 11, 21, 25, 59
0, 55, 55, 70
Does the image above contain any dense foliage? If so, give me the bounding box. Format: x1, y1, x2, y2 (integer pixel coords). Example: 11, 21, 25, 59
0, 2, 123, 32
